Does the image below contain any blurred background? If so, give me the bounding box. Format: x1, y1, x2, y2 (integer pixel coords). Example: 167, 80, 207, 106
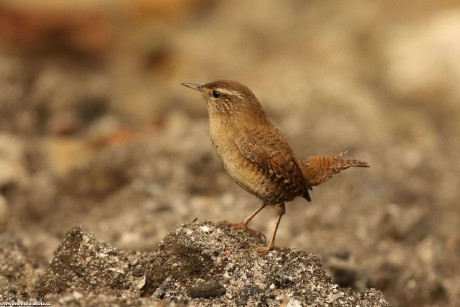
0, 0, 459, 305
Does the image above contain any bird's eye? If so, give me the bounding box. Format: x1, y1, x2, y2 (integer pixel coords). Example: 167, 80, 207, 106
212, 90, 221, 98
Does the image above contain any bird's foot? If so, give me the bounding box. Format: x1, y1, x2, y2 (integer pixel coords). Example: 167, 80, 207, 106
248, 243, 280, 255
255, 245, 271, 255
238, 243, 270, 255
256, 245, 288, 255
217, 220, 267, 243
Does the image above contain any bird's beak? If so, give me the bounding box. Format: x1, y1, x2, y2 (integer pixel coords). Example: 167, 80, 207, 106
181, 83, 203, 91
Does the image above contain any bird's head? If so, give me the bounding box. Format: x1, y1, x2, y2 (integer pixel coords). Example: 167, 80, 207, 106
181, 80, 265, 119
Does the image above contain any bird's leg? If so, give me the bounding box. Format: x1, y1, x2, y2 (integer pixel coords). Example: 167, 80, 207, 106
242, 202, 267, 226
218, 203, 267, 241
258, 203, 285, 254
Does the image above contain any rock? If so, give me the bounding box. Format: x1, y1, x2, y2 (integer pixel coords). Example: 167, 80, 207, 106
36, 222, 389, 306
187, 281, 226, 298
36, 225, 153, 299
0, 232, 38, 302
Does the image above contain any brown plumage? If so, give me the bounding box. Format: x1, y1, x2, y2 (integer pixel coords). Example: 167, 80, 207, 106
181, 80, 369, 252
303, 151, 369, 187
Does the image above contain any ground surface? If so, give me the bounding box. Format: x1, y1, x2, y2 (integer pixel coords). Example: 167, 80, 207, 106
30, 222, 388, 306
1, 0, 459, 306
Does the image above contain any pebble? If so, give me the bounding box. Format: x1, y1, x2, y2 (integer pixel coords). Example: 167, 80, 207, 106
187, 281, 226, 299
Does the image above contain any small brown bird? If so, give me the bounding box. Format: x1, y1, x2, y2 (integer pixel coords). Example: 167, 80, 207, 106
182, 80, 369, 252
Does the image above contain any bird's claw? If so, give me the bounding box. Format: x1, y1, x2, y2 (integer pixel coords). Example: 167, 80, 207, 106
217, 220, 267, 243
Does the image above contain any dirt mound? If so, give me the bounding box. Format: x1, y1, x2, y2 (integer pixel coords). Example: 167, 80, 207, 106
30, 222, 388, 306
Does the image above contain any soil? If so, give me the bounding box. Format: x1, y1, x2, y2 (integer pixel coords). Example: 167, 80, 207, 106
33, 222, 389, 306
1, 0, 459, 306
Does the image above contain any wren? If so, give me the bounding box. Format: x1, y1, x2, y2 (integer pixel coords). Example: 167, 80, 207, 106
182, 80, 369, 252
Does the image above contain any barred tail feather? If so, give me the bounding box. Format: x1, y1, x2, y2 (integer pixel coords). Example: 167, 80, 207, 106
302, 151, 369, 187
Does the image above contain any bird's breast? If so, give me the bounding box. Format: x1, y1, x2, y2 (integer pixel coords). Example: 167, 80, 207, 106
209, 120, 268, 198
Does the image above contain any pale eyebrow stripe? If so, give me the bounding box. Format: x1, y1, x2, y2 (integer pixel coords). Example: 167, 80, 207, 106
215, 88, 245, 99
